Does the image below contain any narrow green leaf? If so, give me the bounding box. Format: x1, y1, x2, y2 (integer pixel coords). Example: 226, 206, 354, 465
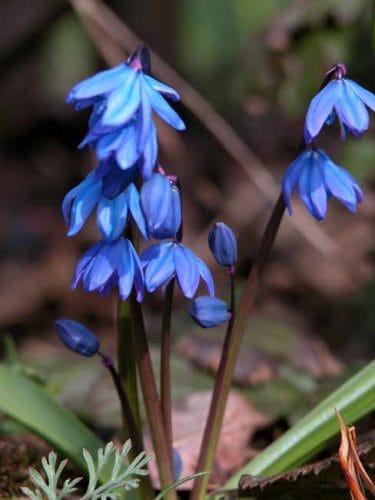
225, 360, 375, 488
154, 472, 208, 500
0, 363, 103, 471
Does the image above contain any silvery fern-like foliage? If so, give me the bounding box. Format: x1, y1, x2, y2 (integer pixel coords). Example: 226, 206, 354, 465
21, 440, 153, 500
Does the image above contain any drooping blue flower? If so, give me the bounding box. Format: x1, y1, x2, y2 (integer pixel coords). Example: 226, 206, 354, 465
67, 44, 185, 135
282, 148, 363, 220
72, 237, 144, 301
172, 448, 183, 481
304, 77, 375, 142
208, 222, 237, 267
189, 296, 229, 328
55, 318, 100, 357
62, 172, 147, 240
140, 241, 214, 299
140, 172, 181, 239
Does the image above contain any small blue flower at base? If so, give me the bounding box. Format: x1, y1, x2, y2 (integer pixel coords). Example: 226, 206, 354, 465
55, 318, 100, 357
141, 173, 182, 239
62, 173, 147, 240
282, 148, 363, 221
189, 296, 229, 328
67, 44, 185, 137
304, 77, 375, 142
208, 222, 237, 267
172, 448, 183, 481
141, 242, 214, 299
72, 237, 144, 301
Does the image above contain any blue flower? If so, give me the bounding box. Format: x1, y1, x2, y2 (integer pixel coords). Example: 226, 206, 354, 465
72, 237, 144, 301
282, 148, 363, 220
62, 172, 147, 240
140, 173, 181, 239
189, 296, 229, 328
92, 159, 138, 198
55, 318, 100, 357
141, 242, 214, 299
208, 222, 237, 267
67, 44, 185, 135
304, 77, 375, 142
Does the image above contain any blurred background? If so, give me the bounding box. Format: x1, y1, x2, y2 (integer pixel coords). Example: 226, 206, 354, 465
0, 0, 374, 491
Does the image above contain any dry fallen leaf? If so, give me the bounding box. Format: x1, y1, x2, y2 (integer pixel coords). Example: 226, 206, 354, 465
147, 390, 269, 490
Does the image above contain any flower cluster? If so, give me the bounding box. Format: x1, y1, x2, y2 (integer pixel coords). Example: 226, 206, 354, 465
282, 63, 375, 220
64, 44, 222, 314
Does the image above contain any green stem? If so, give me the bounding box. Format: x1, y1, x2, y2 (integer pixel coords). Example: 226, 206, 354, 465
160, 279, 175, 459
191, 193, 286, 499
99, 352, 154, 498
129, 292, 176, 498
117, 299, 141, 431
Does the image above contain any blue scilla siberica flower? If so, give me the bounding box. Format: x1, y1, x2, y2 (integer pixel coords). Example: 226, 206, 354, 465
304, 64, 375, 142
72, 237, 144, 301
141, 242, 214, 299
189, 296, 229, 328
67, 44, 185, 180
141, 172, 182, 239
62, 171, 147, 240
208, 222, 237, 268
55, 318, 100, 357
282, 148, 363, 220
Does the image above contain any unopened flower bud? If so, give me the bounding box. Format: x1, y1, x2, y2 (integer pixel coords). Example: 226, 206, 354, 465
55, 319, 100, 357
189, 296, 229, 328
208, 222, 237, 267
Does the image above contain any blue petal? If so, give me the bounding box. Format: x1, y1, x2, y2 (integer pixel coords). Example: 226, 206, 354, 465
97, 193, 128, 241
320, 154, 362, 212
308, 151, 327, 220
141, 173, 172, 232
144, 243, 175, 292
189, 296, 228, 328
173, 245, 200, 299
144, 82, 185, 130
128, 241, 145, 302
304, 80, 339, 142
297, 155, 319, 219
83, 240, 121, 291
281, 151, 307, 215
117, 239, 135, 300
144, 75, 180, 101
101, 73, 141, 127
62, 184, 81, 224
71, 240, 104, 289
346, 79, 375, 112
115, 125, 141, 169
140, 242, 170, 266
140, 121, 158, 180
67, 179, 102, 236
335, 81, 369, 136
195, 258, 215, 296
67, 64, 128, 102
125, 183, 148, 239
135, 78, 152, 152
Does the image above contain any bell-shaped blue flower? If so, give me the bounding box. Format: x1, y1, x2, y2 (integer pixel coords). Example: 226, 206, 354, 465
304, 77, 375, 142
67, 44, 185, 135
208, 222, 237, 267
141, 241, 214, 299
55, 318, 100, 357
141, 173, 181, 239
72, 237, 144, 301
63, 173, 147, 240
189, 296, 229, 328
282, 148, 363, 220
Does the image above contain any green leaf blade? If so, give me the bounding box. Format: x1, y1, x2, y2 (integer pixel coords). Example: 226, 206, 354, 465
225, 360, 375, 488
